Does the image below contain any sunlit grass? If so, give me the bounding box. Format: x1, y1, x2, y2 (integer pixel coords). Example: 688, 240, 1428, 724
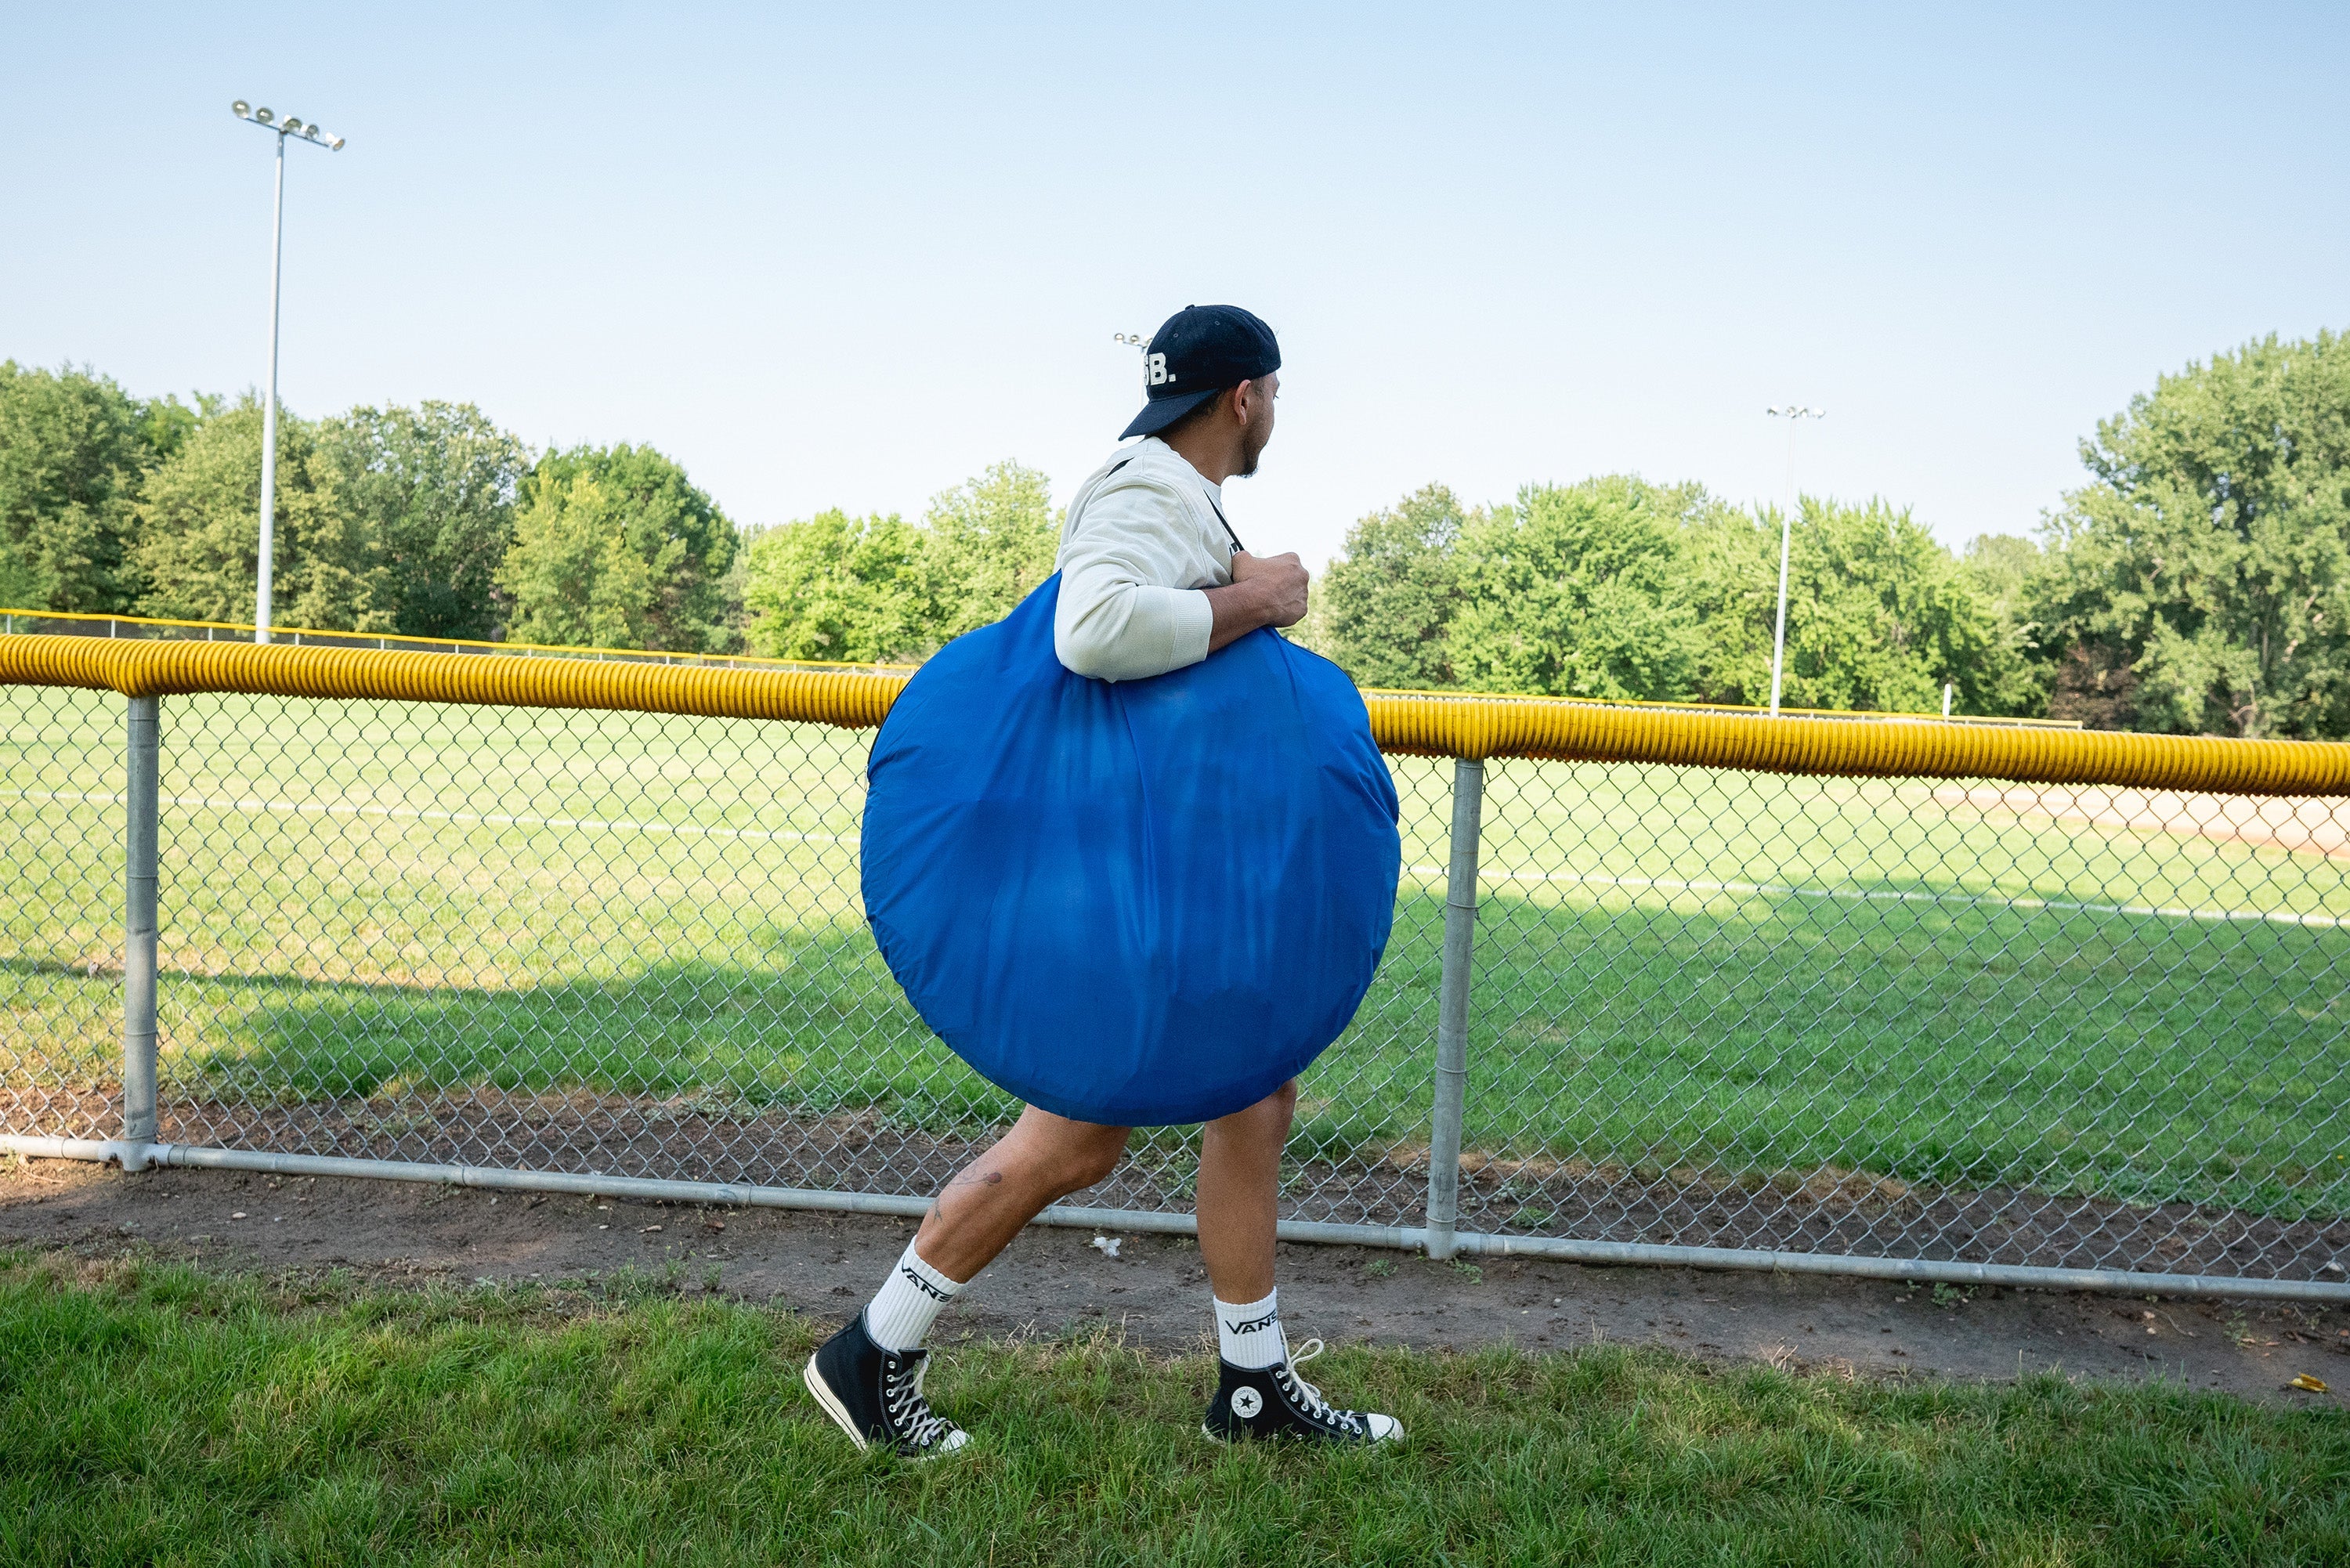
3, 1250, 2344, 1566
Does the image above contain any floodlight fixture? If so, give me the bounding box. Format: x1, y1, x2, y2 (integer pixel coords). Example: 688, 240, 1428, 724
227, 94, 348, 641
1112, 331, 1151, 349
1762, 404, 1829, 717
232, 99, 345, 153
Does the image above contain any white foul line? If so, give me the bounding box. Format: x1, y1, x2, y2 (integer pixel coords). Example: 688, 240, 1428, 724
9, 789, 2335, 929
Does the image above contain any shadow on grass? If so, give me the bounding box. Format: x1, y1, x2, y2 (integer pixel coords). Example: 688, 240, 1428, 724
37, 878, 2350, 1217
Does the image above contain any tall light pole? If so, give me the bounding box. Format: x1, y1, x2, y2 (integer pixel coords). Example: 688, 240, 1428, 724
230, 99, 345, 644
1763, 405, 1825, 717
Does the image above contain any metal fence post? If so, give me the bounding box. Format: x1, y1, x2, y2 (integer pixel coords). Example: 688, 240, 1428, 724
1424, 756, 1484, 1260
121, 695, 159, 1159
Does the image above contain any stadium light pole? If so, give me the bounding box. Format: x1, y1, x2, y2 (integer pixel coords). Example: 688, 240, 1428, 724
1763, 405, 1826, 717
230, 99, 345, 645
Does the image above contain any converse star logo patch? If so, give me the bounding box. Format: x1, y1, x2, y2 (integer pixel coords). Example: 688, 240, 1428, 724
1229, 1386, 1264, 1419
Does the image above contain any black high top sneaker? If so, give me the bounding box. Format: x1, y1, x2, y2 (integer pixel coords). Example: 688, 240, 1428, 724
1202, 1339, 1402, 1446
804, 1313, 971, 1459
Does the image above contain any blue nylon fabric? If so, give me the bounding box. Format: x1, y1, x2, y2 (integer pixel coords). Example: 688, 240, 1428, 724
862, 574, 1401, 1127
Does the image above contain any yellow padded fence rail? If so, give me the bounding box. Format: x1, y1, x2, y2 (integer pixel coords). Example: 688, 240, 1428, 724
5, 633, 2347, 795
0, 633, 904, 729
1361, 692, 2350, 793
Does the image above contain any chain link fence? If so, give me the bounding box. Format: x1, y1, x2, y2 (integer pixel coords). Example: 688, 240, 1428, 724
5, 649, 2347, 1297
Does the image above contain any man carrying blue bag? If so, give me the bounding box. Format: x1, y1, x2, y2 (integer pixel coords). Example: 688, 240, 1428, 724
805, 306, 1406, 1457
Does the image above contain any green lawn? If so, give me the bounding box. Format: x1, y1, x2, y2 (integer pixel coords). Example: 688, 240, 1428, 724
5, 682, 2348, 1218
2, 1250, 2344, 1566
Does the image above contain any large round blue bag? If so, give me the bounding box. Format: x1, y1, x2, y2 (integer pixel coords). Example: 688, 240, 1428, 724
861, 574, 1401, 1127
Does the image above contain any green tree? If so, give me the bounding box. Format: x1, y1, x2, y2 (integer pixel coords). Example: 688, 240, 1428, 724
2032, 331, 2350, 736
1448, 476, 1716, 700
498, 444, 739, 652
740, 461, 1068, 663
132, 396, 355, 627
1960, 533, 2041, 621
920, 461, 1061, 641
1689, 497, 2025, 715
741, 509, 927, 663
1309, 483, 1467, 688
0, 362, 197, 612
320, 403, 530, 640
1958, 533, 2051, 715
136, 393, 201, 469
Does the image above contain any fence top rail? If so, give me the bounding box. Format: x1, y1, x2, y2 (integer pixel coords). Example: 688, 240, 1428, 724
3, 604, 2081, 729
0, 605, 913, 675
4, 631, 2346, 795
1362, 685, 2082, 730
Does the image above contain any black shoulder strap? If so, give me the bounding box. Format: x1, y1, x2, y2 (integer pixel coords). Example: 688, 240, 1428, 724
1202, 490, 1246, 555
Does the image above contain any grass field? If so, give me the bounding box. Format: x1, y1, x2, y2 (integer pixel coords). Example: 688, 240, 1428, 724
5, 683, 2348, 1218
3, 1249, 2345, 1566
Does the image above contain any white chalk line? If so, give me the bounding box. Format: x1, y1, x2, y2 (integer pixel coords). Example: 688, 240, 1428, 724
10, 789, 2337, 930
0, 788, 856, 847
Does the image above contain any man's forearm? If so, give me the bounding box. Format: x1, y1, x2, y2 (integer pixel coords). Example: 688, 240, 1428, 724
1203, 578, 1282, 653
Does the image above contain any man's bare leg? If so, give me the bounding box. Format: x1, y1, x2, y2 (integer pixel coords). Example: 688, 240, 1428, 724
807, 1104, 1131, 1455
912, 1104, 1133, 1282
1195, 1077, 1298, 1303
1191, 1077, 1401, 1443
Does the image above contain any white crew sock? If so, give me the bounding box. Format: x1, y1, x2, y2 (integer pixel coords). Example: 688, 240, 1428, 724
1214, 1288, 1288, 1369
863, 1237, 964, 1351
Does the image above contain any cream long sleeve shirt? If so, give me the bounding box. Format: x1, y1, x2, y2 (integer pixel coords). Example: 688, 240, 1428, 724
1052, 437, 1240, 682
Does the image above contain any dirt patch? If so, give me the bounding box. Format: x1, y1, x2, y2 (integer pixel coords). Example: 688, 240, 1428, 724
1448, 1153, 2348, 1282
5, 1154, 2345, 1407
9, 1089, 2344, 1283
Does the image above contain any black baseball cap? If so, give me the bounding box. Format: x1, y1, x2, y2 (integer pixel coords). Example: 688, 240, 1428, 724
1119, 305, 1282, 440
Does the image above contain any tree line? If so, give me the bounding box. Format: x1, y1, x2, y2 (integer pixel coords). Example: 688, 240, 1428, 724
0, 368, 1058, 662
1306, 330, 2350, 738
4, 327, 2345, 733
0, 374, 736, 649
1303, 481, 2041, 719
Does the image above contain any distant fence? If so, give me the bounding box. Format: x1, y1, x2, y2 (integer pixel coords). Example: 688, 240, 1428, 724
0, 605, 909, 675
4, 632, 2346, 1300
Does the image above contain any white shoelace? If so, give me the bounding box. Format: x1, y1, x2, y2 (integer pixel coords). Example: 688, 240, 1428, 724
1276, 1339, 1364, 1436
883, 1354, 957, 1451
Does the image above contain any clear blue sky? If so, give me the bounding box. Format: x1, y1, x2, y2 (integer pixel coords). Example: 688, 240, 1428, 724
9, 3, 2345, 569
